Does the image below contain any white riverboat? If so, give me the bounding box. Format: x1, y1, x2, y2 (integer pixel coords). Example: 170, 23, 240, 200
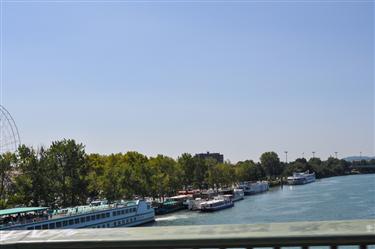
0, 200, 155, 230
238, 181, 269, 195
219, 188, 244, 202
287, 171, 316, 185
200, 196, 234, 212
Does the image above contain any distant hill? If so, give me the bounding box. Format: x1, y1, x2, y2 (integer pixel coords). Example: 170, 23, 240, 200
343, 156, 375, 162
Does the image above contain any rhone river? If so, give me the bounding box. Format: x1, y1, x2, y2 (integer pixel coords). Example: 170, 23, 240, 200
152, 174, 375, 226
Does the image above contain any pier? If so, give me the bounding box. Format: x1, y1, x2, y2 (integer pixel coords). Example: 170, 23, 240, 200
1, 219, 374, 249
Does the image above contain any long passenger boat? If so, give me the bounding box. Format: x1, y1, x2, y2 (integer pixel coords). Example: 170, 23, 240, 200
200, 196, 234, 212
0, 200, 155, 230
287, 171, 316, 185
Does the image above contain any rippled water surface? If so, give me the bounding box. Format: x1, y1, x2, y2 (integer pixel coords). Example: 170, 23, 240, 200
151, 174, 375, 226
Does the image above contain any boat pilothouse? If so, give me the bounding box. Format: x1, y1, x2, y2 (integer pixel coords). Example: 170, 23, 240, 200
0, 200, 155, 230
287, 171, 316, 185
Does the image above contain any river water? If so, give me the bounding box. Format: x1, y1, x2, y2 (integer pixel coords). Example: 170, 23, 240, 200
152, 174, 375, 226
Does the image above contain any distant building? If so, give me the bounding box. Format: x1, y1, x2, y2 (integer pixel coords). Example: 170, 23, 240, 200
195, 152, 224, 163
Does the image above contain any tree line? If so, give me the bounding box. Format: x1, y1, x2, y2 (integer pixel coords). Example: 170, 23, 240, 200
0, 139, 371, 209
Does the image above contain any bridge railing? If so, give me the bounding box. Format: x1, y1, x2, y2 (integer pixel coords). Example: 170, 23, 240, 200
1, 219, 374, 249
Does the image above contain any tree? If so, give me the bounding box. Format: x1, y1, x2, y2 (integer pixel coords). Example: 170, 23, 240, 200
86, 153, 107, 200
0, 152, 16, 208
148, 155, 182, 200
47, 139, 88, 207
235, 160, 263, 182
260, 152, 281, 179
178, 153, 196, 189
11, 145, 55, 207
101, 154, 126, 202
121, 151, 150, 198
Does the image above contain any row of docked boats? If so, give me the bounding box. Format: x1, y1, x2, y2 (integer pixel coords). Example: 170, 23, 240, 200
153, 181, 270, 214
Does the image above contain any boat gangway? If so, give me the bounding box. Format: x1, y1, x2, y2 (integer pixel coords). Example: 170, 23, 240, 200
1, 219, 374, 249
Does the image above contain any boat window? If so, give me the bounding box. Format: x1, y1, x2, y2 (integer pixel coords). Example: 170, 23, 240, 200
133, 208, 136, 212
42, 224, 48, 229
63, 221, 68, 227
125, 209, 128, 214
80, 217, 85, 223
49, 223, 55, 229
114, 221, 117, 226
102, 224, 105, 228
35, 225, 41, 230
69, 219, 74, 225
106, 212, 110, 218
27, 227, 34, 230
75, 218, 79, 224
91, 215, 95, 220
116, 211, 120, 215
101, 213, 105, 218
121, 210, 125, 215
96, 214, 100, 219
107, 224, 109, 227
113, 211, 116, 216
86, 216, 91, 222
56, 222, 62, 228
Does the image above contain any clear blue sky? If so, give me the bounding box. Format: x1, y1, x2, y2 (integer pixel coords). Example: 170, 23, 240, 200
1, 1, 374, 162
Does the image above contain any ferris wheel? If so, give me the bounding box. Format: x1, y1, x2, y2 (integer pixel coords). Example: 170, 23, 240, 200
0, 105, 21, 154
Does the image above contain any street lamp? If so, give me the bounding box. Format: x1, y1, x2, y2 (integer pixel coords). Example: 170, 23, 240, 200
284, 151, 288, 164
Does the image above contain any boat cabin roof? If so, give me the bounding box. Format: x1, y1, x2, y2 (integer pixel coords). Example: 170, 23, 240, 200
0, 207, 48, 216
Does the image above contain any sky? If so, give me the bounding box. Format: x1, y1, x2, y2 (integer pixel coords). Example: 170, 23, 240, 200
1, 0, 374, 162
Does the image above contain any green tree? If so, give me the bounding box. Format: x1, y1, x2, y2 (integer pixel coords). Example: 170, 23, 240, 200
0, 152, 16, 208
148, 155, 182, 200
178, 153, 196, 189
11, 145, 55, 207
47, 139, 88, 207
235, 160, 263, 182
260, 152, 281, 179
101, 154, 125, 202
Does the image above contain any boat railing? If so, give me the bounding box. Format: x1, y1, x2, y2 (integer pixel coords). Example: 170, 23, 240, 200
0, 203, 137, 228
1, 219, 374, 248
0, 215, 49, 228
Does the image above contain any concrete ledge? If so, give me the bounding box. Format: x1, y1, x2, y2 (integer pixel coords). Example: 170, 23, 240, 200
1, 219, 375, 249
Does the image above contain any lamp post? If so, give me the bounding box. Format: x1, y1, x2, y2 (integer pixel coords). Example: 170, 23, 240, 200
284, 151, 288, 164
312, 151, 316, 158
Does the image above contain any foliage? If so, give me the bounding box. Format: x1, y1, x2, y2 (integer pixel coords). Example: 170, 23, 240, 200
0, 140, 367, 209
260, 152, 282, 179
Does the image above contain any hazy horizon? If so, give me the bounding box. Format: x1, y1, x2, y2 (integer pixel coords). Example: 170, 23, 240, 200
1, 1, 374, 162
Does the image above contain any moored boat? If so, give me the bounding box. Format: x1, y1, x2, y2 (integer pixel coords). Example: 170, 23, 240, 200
287, 171, 316, 185
0, 200, 155, 230
238, 181, 269, 195
153, 200, 185, 215
200, 196, 234, 212
219, 188, 244, 202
